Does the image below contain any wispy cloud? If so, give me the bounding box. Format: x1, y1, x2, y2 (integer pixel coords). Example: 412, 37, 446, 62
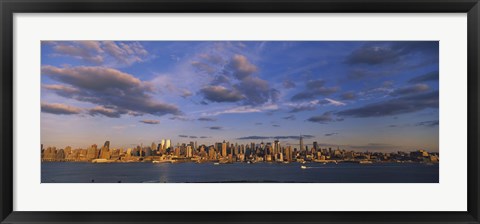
202, 104, 278, 116
237, 135, 315, 140
89, 106, 122, 118
338, 91, 438, 118
307, 111, 344, 124
140, 119, 160, 124
415, 120, 439, 127
198, 117, 217, 122
41, 102, 82, 115
208, 126, 223, 130
291, 79, 339, 101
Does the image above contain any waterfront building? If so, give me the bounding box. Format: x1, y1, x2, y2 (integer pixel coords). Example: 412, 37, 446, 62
151, 142, 156, 152
208, 146, 216, 160
299, 136, 304, 152
174, 147, 181, 157
186, 145, 193, 158
221, 141, 227, 157
86, 144, 99, 160
166, 139, 171, 150
274, 140, 279, 155
285, 146, 292, 162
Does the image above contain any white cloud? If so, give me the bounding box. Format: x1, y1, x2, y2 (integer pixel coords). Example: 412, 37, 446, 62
202, 103, 279, 116
325, 98, 346, 106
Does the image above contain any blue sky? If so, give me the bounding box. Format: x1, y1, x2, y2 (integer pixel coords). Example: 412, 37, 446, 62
41, 41, 439, 152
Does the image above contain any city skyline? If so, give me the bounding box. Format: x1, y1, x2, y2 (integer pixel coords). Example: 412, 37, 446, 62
41, 41, 439, 152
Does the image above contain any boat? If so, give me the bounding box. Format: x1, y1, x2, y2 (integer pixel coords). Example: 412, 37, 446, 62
91, 159, 109, 163
301, 165, 307, 169
213, 162, 220, 165
152, 160, 174, 164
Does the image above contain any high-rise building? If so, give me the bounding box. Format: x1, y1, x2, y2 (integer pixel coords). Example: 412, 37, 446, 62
99, 141, 110, 159
151, 142, 156, 152
285, 146, 293, 162
104, 141, 110, 149
222, 141, 227, 157
274, 140, 280, 155
86, 144, 99, 160
161, 139, 166, 150
299, 136, 304, 152
186, 145, 193, 158
165, 139, 171, 149
208, 146, 216, 160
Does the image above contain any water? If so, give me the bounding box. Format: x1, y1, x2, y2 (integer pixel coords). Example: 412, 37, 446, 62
41, 162, 439, 183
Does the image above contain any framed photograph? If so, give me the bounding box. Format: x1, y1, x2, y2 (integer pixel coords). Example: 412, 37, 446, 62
1, 0, 479, 223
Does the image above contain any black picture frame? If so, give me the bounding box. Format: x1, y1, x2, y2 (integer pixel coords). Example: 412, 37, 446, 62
1, 0, 479, 223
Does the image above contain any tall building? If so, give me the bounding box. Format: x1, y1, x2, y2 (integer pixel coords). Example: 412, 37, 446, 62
299, 135, 304, 152
165, 139, 171, 149
186, 145, 193, 158
274, 140, 280, 155
208, 146, 216, 160
161, 139, 166, 150
313, 141, 318, 151
99, 141, 110, 159
285, 146, 293, 162
151, 142, 156, 152
86, 144, 99, 160
222, 141, 227, 157
103, 141, 110, 149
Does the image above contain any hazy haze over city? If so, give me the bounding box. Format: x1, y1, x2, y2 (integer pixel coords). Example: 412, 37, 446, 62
41, 41, 439, 152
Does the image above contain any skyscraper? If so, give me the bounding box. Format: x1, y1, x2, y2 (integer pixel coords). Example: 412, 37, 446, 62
285, 146, 292, 162
274, 140, 280, 155
186, 145, 193, 158
222, 141, 227, 157
166, 139, 171, 150
161, 139, 165, 150
151, 142, 156, 152
103, 141, 110, 149
299, 135, 304, 152
313, 141, 318, 151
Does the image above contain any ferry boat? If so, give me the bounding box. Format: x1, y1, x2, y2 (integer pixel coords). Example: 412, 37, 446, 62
213, 162, 220, 165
